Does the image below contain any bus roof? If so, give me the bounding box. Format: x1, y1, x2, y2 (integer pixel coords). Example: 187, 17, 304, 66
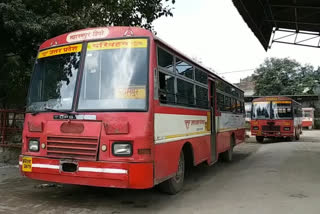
39, 26, 153, 50
38, 26, 243, 93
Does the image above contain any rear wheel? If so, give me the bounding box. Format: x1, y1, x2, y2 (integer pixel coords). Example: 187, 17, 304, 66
158, 152, 185, 195
256, 136, 264, 143
295, 128, 300, 140
221, 136, 235, 162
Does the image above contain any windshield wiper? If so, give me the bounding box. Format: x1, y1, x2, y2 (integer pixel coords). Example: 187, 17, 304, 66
44, 108, 77, 115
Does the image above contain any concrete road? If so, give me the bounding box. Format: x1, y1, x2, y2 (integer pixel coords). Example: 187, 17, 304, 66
1, 131, 320, 214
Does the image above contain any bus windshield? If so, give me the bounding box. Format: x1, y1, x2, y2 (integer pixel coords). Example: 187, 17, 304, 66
27, 45, 82, 112
272, 101, 292, 119
252, 102, 270, 119
78, 38, 149, 111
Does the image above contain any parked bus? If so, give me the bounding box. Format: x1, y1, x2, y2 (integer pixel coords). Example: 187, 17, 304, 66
20, 27, 245, 194
251, 96, 302, 143
302, 108, 315, 129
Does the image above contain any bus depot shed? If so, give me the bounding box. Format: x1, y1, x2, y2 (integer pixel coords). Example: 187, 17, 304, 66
232, 0, 320, 50
233, 0, 320, 128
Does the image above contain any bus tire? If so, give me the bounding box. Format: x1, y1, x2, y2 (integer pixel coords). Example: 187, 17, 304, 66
256, 136, 264, 143
158, 152, 185, 195
221, 137, 235, 162
295, 128, 300, 140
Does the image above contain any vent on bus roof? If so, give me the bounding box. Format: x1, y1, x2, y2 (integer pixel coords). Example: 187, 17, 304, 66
46, 136, 98, 160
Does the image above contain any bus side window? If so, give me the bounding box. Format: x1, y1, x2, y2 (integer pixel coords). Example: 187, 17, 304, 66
159, 72, 175, 104
217, 93, 225, 111
225, 96, 231, 112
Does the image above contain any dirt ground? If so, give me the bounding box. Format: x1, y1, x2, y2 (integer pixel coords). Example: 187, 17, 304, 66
1, 130, 320, 214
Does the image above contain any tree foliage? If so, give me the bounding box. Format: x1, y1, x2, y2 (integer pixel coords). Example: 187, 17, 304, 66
0, 0, 175, 108
253, 58, 320, 96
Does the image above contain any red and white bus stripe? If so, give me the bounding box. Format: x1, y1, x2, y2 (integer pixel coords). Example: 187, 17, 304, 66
19, 162, 128, 174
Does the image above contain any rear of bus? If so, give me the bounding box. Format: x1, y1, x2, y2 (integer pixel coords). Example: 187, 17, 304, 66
251, 97, 300, 142
302, 108, 314, 129
20, 27, 156, 189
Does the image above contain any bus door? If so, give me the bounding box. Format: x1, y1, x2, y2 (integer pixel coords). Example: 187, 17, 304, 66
209, 80, 217, 163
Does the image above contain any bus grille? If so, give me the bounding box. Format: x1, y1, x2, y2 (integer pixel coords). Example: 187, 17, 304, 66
46, 136, 99, 160
262, 125, 280, 132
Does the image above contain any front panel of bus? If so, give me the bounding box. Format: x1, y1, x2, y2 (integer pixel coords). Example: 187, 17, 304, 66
20, 37, 155, 189
251, 100, 295, 137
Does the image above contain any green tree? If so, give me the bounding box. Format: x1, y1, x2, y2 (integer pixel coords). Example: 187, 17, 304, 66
253, 58, 319, 96
0, 0, 175, 108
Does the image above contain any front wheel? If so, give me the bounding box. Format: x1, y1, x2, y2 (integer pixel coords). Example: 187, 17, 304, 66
256, 136, 264, 143
158, 152, 185, 195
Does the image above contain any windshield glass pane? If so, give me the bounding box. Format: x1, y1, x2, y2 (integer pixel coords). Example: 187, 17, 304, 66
78, 39, 148, 111
272, 101, 292, 119
252, 102, 270, 119
303, 111, 311, 118
27, 44, 82, 112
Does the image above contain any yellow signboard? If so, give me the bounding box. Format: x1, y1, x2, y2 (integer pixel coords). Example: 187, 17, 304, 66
38, 44, 82, 59
87, 39, 148, 51
265, 97, 279, 101
22, 157, 32, 172
115, 86, 146, 99
273, 101, 291, 104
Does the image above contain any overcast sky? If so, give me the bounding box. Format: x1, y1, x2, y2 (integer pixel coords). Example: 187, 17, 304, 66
153, 0, 320, 84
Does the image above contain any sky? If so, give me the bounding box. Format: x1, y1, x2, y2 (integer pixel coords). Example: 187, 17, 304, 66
153, 0, 320, 84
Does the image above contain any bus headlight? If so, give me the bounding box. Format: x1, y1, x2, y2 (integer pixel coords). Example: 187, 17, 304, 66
253, 126, 259, 130
29, 139, 40, 152
112, 142, 132, 156
284, 127, 291, 131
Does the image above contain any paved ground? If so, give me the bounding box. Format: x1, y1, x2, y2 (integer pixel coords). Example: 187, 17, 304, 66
1, 130, 320, 214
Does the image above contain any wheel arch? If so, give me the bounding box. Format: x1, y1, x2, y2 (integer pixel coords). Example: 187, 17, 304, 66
182, 142, 195, 167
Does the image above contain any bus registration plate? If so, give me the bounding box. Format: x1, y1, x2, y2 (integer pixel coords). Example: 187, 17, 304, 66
22, 157, 32, 172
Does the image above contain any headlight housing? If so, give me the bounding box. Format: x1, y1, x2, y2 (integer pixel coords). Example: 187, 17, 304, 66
29, 139, 40, 152
284, 127, 291, 131
112, 142, 132, 157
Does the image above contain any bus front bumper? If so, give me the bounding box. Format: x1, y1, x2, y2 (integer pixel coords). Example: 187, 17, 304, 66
251, 131, 294, 137
19, 155, 154, 189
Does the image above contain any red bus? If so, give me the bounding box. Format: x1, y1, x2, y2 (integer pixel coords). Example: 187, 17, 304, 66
251, 96, 302, 143
20, 27, 245, 194
302, 108, 315, 129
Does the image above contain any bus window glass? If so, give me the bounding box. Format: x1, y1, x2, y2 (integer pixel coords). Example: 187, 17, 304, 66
157, 48, 174, 71
27, 51, 81, 112
195, 69, 207, 84
177, 79, 194, 106
303, 111, 311, 118
252, 102, 270, 119
159, 72, 175, 104
217, 80, 224, 91
272, 102, 292, 119
78, 39, 148, 110
225, 96, 231, 111
176, 58, 193, 79
196, 86, 208, 108
231, 98, 236, 112
236, 100, 241, 113
217, 93, 225, 111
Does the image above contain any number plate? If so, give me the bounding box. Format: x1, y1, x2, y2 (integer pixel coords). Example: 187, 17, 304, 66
22, 157, 32, 172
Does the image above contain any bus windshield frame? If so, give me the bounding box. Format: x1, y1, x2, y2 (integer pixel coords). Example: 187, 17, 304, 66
26, 37, 150, 114
26, 44, 82, 113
